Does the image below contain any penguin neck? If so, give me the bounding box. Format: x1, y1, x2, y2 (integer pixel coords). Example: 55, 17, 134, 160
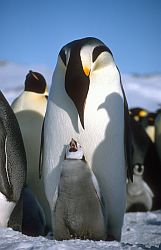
65, 156, 86, 162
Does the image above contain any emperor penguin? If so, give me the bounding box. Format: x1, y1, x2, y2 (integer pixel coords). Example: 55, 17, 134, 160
130, 110, 161, 210
11, 71, 50, 231
40, 37, 133, 241
0, 91, 26, 229
53, 139, 106, 240
22, 185, 46, 236
127, 117, 154, 211
130, 107, 156, 142
155, 109, 161, 163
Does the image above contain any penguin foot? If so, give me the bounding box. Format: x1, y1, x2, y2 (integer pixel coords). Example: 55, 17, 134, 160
127, 203, 147, 212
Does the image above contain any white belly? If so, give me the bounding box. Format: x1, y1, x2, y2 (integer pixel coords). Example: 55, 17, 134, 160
44, 80, 126, 207
12, 93, 50, 227
43, 65, 126, 240
0, 193, 16, 227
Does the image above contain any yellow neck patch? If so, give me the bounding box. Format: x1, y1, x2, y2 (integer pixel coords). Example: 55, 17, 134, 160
139, 110, 148, 117
83, 66, 90, 77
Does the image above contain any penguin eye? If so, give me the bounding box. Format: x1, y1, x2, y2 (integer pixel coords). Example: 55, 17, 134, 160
134, 164, 139, 171
138, 165, 143, 173
59, 49, 66, 66
134, 164, 144, 175
92, 46, 112, 63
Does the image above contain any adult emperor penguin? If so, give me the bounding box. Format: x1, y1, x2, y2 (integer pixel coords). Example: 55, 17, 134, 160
22, 185, 46, 236
41, 37, 133, 241
11, 71, 51, 231
0, 91, 26, 229
53, 139, 106, 240
155, 109, 161, 163
130, 107, 156, 142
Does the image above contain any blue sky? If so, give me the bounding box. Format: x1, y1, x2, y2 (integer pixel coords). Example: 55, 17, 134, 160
0, 0, 161, 74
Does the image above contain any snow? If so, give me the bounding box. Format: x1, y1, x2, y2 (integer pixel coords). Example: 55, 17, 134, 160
122, 74, 161, 112
0, 211, 160, 249
0, 61, 161, 249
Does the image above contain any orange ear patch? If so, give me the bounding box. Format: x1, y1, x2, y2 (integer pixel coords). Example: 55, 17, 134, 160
139, 110, 148, 117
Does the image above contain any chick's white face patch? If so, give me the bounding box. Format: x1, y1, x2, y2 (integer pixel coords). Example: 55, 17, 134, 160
65, 139, 84, 160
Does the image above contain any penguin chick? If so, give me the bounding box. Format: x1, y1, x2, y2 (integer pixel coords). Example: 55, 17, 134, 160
126, 164, 153, 212
53, 139, 106, 241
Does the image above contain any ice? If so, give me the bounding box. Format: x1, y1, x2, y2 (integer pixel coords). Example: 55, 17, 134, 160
122, 74, 161, 111
122, 211, 161, 249
0, 210, 160, 249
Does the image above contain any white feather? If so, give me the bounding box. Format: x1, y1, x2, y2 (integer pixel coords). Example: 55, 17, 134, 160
91, 171, 101, 201
0, 192, 15, 227
4, 137, 11, 187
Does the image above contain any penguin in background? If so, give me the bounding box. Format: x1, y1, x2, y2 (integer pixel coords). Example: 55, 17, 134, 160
129, 115, 152, 168
129, 107, 148, 123
126, 116, 154, 212
40, 37, 133, 241
22, 185, 46, 237
11, 71, 51, 232
129, 113, 161, 210
53, 139, 106, 240
155, 109, 161, 163
0, 91, 26, 230
129, 107, 156, 142
126, 164, 154, 212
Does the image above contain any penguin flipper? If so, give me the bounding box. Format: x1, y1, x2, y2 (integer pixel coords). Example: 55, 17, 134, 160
0, 120, 12, 200
39, 119, 44, 179
91, 171, 104, 207
143, 181, 154, 198
118, 71, 133, 182
124, 93, 133, 182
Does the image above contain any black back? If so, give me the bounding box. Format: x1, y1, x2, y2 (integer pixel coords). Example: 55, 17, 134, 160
0, 91, 27, 202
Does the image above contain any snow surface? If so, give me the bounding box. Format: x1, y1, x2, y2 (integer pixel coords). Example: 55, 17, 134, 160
0, 211, 160, 249
122, 74, 161, 112
0, 61, 161, 249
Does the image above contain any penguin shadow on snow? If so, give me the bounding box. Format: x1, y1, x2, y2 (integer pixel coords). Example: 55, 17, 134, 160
92, 92, 126, 237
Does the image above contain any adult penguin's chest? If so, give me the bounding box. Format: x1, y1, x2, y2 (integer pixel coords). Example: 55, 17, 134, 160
79, 69, 124, 165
